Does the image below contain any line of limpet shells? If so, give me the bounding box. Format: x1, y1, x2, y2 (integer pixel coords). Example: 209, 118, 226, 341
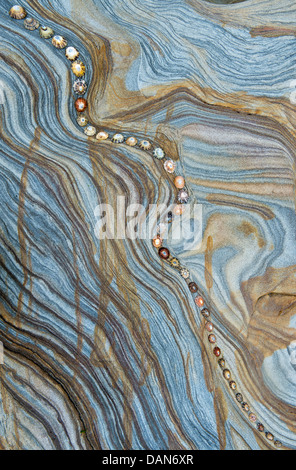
9, 5, 283, 450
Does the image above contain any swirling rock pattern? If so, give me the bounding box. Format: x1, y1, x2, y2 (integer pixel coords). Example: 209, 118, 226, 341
0, 0, 295, 450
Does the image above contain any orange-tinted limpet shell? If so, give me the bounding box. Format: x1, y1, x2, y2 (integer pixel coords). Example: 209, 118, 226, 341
152, 236, 162, 248
71, 60, 86, 77
75, 98, 88, 113
65, 46, 79, 61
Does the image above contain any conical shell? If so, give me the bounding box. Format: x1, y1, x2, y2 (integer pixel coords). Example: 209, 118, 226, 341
77, 115, 88, 127
84, 126, 96, 137
71, 61, 86, 77
24, 17, 39, 30
39, 26, 54, 39
126, 137, 137, 147
52, 35, 67, 49
139, 140, 151, 150
112, 134, 124, 144
65, 47, 79, 61
73, 79, 87, 95
9, 6, 27, 20
96, 131, 109, 141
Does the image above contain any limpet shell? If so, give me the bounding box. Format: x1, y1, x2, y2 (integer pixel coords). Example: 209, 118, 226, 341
24, 17, 39, 30
126, 136, 137, 147
177, 189, 189, 204
39, 26, 54, 39
71, 60, 86, 77
257, 423, 264, 432
112, 133, 124, 144
75, 98, 88, 113
153, 148, 165, 159
242, 402, 250, 412
180, 268, 190, 279
223, 369, 231, 380
52, 35, 67, 49
201, 308, 210, 318
73, 79, 87, 95
208, 334, 216, 344
170, 258, 180, 268
9, 5, 27, 20
236, 393, 243, 403
164, 159, 176, 173
84, 125, 96, 137
229, 381, 237, 390
139, 140, 151, 151
66, 46, 79, 61
152, 236, 162, 248
249, 413, 257, 423
205, 321, 213, 332
96, 131, 109, 141
218, 358, 225, 368
76, 115, 88, 127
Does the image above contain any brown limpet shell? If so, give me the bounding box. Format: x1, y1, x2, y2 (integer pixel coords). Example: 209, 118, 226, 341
213, 347, 221, 357
188, 282, 198, 293
158, 247, 170, 260
208, 334, 216, 344
24, 17, 39, 30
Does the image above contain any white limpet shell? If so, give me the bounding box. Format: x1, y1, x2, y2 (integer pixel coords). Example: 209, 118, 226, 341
84, 125, 96, 136
180, 268, 190, 279
96, 131, 109, 141
163, 159, 176, 174
112, 133, 124, 143
153, 148, 165, 159
65, 46, 79, 61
